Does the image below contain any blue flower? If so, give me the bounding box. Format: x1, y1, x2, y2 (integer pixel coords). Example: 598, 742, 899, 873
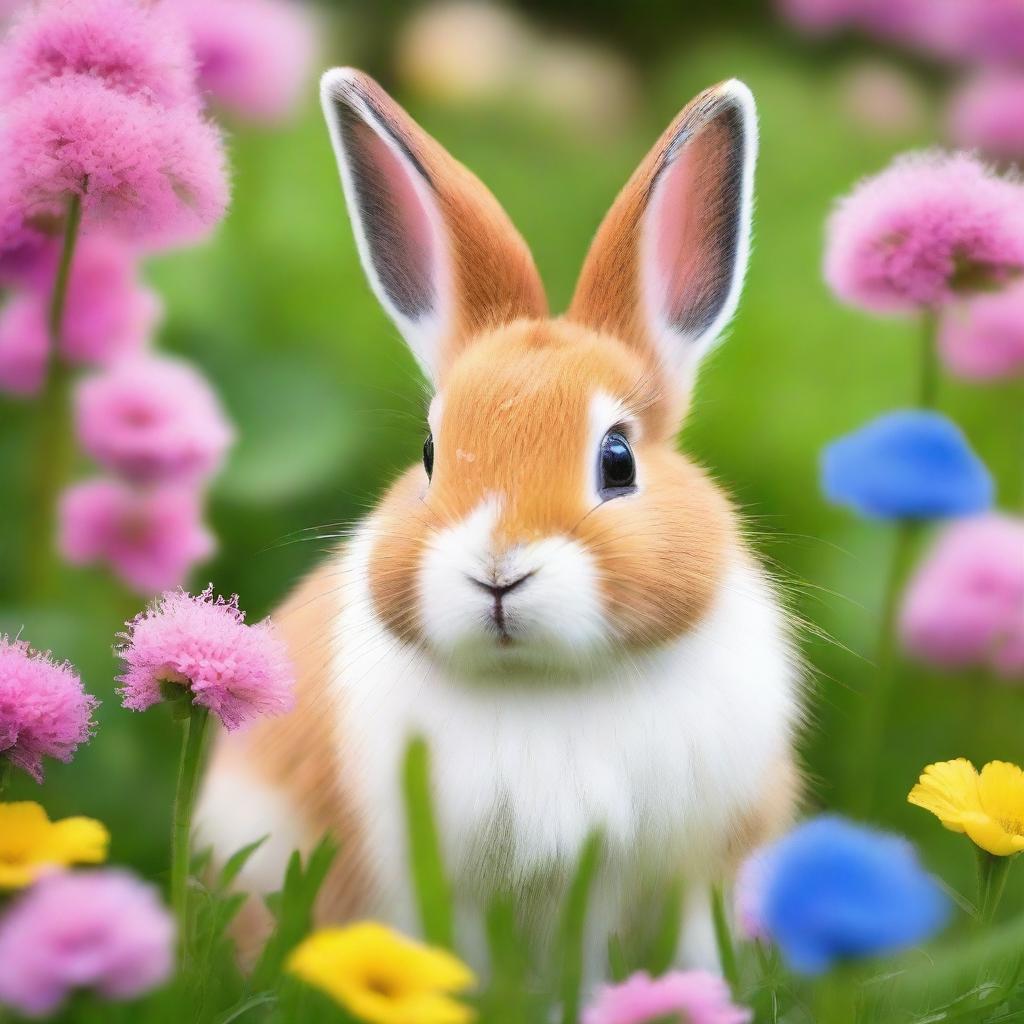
821, 410, 993, 520
752, 815, 950, 974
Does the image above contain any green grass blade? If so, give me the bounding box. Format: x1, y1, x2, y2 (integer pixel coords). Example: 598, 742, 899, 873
557, 831, 603, 1024
647, 877, 685, 976
402, 736, 455, 949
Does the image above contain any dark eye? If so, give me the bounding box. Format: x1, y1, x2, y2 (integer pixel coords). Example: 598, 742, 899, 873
423, 433, 434, 479
599, 430, 636, 498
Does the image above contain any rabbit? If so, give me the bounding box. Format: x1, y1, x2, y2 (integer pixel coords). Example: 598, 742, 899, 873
197, 67, 803, 977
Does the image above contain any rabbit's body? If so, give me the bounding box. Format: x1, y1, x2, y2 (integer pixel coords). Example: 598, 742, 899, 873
198, 69, 803, 974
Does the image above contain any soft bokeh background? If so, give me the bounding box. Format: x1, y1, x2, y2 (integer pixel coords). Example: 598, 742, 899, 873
1, 0, 1021, 913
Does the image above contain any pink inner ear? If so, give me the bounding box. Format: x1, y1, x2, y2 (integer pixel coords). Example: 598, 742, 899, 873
648, 118, 740, 339
350, 116, 440, 318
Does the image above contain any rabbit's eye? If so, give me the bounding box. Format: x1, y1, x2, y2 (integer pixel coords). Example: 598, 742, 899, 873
599, 430, 636, 499
423, 433, 435, 480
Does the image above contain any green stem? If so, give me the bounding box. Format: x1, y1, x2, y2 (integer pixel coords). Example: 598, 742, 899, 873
171, 704, 210, 964
846, 520, 920, 814
976, 850, 1014, 925
24, 193, 83, 601
710, 884, 740, 993
918, 309, 939, 409
0, 760, 11, 799
48, 191, 82, 343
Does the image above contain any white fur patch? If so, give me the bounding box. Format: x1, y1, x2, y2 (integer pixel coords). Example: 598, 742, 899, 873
418, 497, 606, 673
195, 769, 310, 895
329, 523, 799, 971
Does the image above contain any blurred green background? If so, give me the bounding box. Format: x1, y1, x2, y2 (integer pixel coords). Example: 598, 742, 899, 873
1, 0, 1021, 920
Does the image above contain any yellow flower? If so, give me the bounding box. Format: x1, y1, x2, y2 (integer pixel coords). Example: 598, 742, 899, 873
287, 922, 476, 1024
909, 758, 1024, 857
0, 802, 109, 888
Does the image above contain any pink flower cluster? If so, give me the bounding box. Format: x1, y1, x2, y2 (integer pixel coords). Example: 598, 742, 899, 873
173, 0, 317, 122
0, 869, 174, 1015
60, 354, 233, 594
0, 635, 96, 783
824, 151, 1024, 315
900, 514, 1024, 678
118, 586, 295, 730
0, 0, 228, 395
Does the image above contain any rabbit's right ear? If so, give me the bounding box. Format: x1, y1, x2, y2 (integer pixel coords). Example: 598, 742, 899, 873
320, 69, 547, 383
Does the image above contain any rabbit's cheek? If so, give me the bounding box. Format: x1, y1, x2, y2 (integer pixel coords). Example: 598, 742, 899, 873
416, 496, 607, 670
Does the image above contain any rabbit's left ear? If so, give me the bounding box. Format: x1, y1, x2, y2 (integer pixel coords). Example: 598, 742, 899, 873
568, 80, 757, 407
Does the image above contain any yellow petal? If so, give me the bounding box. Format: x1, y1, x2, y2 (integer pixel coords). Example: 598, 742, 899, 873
47, 817, 109, 865
960, 811, 1024, 857
287, 923, 476, 1023
908, 758, 981, 831
976, 761, 1024, 835
0, 863, 41, 889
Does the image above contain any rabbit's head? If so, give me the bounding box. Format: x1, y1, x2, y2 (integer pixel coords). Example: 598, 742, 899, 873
321, 69, 757, 678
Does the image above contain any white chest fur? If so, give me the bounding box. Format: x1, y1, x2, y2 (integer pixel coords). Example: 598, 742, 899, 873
331, 528, 800, 944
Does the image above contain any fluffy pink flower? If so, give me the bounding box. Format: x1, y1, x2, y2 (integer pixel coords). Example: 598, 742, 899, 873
175, 0, 316, 121
948, 73, 1024, 160
59, 478, 215, 594
0, 0, 197, 107
117, 585, 295, 729
0, 869, 174, 1016
0, 636, 97, 783
584, 971, 752, 1024
2, 74, 229, 247
900, 514, 1024, 678
0, 293, 47, 395
825, 151, 1024, 314
75, 354, 233, 484
939, 284, 1024, 379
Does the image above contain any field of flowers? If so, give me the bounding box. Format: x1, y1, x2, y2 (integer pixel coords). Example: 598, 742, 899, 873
0, 0, 1022, 1022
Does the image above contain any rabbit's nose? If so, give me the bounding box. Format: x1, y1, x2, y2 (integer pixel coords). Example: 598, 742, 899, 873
466, 572, 534, 599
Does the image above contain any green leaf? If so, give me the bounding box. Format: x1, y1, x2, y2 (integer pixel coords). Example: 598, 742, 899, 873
556, 831, 603, 1024
249, 836, 339, 993
646, 877, 685, 976
402, 736, 455, 949
219, 836, 270, 891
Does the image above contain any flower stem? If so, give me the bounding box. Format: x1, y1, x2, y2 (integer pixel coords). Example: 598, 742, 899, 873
710, 883, 740, 993
24, 192, 83, 601
976, 850, 1014, 925
171, 703, 210, 964
846, 520, 920, 814
918, 309, 939, 409
0, 760, 11, 798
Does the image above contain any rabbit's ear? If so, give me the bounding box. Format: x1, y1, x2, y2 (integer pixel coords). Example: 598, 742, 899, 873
320, 68, 547, 383
569, 80, 757, 400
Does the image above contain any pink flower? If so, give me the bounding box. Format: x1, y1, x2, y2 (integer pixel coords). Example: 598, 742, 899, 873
584, 971, 752, 1024
939, 284, 1024, 380
117, 585, 295, 729
0, 636, 97, 783
75, 354, 233, 484
948, 73, 1024, 161
939, 0, 1024, 65
900, 514, 1024, 678
2, 74, 229, 247
175, 0, 316, 122
0, 0, 197, 108
0, 182, 54, 287
824, 151, 1024, 314
776, 0, 856, 35
59, 478, 215, 594
0, 293, 47, 395
0, 869, 174, 1016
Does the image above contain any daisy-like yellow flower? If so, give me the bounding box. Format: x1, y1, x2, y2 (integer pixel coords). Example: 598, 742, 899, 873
0, 802, 109, 888
909, 758, 1024, 857
286, 922, 476, 1024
